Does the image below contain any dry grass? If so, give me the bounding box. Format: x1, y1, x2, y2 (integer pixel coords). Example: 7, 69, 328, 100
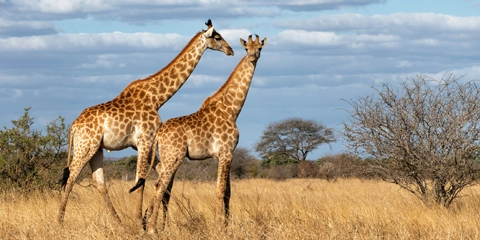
1, 178, 480, 239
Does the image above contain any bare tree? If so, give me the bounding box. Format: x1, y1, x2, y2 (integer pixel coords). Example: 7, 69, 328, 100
255, 118, 335, 162
342, 73, 480, 207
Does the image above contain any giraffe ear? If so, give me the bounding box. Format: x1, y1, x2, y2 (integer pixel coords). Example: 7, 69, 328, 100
240, 38, 247, 48
204, 26, 214, 38
260, 38, 267, 47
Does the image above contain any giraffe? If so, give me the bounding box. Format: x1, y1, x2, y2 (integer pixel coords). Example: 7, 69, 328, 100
143, 35, 267, 234
57, 19, 234, 226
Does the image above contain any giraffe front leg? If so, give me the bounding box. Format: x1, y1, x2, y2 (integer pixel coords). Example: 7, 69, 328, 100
216, 155, 232, 226
142, 160, 174, 231
130, 142, 153, 229
90, 148, 122, 224
146, 156, 183, 234
146, 176, 171, 235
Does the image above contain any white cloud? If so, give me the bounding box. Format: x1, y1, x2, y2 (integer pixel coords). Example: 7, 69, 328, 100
277, 30, 341, 46
13, 89, 23, 99
411, 38, 440, 46
2, 0, 383, 23
278, 13, 480, 35
0, 32, 186, 52
276, 29, 399, 51
260, 0, 384, 11
217, 28, 252, 43
37, 0, 109, 13
78, 54, 125, 69
187, 74, 223, 88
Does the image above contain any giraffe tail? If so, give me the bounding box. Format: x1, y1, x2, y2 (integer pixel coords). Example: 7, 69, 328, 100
129, 135, 159, 193
60, 126, 74, 189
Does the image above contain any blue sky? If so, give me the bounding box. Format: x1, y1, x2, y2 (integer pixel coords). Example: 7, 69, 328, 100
1, 0, 479, 160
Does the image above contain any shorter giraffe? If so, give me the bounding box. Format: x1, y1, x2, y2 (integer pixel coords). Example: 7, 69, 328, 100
143, 35, 267, 234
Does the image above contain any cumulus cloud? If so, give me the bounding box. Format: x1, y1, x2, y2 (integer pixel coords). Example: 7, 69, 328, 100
264, 0, 385, 11
276, 13, 480, 36
0, 18, 57, 37
0, 32, 187, 52
187, 74, 224, 88
0, 0, 384, 24
78, 54, 125, 69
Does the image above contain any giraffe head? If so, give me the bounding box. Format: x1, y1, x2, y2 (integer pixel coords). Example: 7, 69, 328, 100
240, 34, 267, 62
203, 19, 234, 56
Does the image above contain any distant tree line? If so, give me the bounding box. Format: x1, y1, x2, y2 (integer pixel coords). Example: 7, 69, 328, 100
105, 150, 374, 182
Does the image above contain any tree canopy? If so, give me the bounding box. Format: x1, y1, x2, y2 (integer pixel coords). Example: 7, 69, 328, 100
255, 118, 335, 162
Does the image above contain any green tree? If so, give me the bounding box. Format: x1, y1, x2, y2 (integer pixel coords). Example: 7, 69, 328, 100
260, 153, 297, 168
0, 108, 68, 193
108, 155, 138, 180
255, 118, 336, 163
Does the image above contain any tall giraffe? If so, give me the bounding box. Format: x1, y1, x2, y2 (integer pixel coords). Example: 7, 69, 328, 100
57, 20, 234, 226
143, 35, 266, 234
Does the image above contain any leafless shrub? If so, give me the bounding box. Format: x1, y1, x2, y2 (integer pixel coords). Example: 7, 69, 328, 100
343, 73, 480, 207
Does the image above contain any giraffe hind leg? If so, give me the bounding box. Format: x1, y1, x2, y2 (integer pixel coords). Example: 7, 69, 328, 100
58, 146, 97, 223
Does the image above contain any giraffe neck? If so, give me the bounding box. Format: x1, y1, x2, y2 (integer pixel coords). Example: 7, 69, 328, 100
200, 56, 256, 120
117, 31, 207, 110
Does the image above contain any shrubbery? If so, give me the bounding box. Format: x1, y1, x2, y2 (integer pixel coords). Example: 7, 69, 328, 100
0, 108, 68, 193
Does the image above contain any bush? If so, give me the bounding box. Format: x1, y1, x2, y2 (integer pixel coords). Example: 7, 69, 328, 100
315, 154, 373, 181
0, 108, 68, 193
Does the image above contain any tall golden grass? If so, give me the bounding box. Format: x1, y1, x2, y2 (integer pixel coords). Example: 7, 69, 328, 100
1, 178, 479, 239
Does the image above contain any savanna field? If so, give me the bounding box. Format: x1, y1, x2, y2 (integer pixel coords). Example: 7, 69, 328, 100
1, 179, 480, 240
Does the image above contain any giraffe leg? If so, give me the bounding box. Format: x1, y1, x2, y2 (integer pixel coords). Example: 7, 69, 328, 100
161, 175, 175, 227
216, 153, 233, 226
133, 177, 145, 229
89, 148, 121, 224
58, 147, 97, 223
142, 155, 160, 230
144, 178, 174, 231
142, 158, 174, 231
130, 141, 153, 228
146, 174, 170, 235
146, 156, 183, 235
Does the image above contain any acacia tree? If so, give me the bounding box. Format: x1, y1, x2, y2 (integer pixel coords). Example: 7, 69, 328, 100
255, 118, 335, 163
343, 74, 480, 207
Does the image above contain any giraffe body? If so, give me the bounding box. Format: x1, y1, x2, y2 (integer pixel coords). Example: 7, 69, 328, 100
143, 35, 266, 234
57, 20, 234, 227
